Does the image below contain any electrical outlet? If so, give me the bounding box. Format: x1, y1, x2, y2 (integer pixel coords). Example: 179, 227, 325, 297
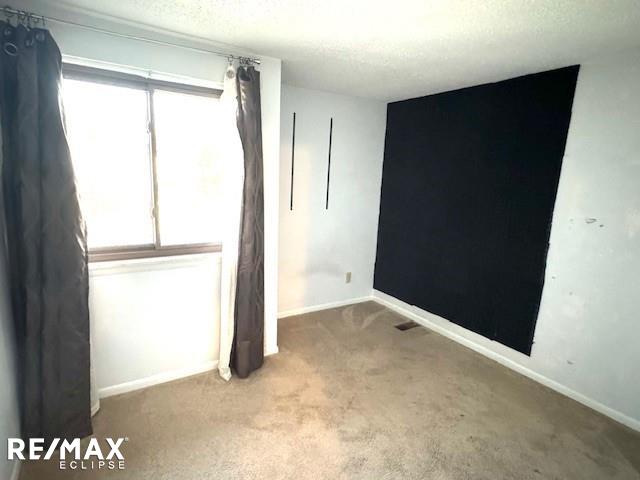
345, 272, 352, 284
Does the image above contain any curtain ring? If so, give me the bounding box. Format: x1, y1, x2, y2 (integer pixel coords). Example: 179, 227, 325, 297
3, 6, 16, 27
17, 11, 28, 28
3, 24, 14, 39
3, 42, 18, 56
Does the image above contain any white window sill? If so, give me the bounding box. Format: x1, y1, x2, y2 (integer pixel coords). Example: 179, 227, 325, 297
89, 251, 221, 277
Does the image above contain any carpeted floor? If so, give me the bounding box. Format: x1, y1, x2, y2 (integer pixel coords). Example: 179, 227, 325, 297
20, 301, 640, 479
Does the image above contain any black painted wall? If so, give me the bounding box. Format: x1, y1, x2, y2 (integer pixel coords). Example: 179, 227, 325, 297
374, 66, 579, 355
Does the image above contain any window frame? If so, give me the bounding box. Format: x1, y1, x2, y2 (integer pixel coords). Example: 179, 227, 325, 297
62, 64, 224, 263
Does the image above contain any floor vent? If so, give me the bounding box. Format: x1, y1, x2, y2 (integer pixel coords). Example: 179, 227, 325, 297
395, 320, 421, 331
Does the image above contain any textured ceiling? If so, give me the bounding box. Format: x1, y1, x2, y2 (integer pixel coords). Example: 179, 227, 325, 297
34, 0, 640, 100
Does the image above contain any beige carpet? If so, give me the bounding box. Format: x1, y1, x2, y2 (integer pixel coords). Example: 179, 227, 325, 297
20, 301, 640, 479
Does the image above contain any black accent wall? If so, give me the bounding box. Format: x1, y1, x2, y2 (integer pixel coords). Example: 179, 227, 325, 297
374, 66, 579, 355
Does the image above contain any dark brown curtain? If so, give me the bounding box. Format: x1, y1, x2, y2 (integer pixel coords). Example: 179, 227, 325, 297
231, 66, 264, 378
0, 23, 92, 440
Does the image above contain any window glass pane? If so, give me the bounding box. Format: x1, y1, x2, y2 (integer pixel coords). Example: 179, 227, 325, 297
153, 90, 223, 246
63, 79, 155, 249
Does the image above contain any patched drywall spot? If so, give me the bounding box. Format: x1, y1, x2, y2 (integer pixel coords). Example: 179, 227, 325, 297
561, 295, 586, 319
625, 210, 640, 238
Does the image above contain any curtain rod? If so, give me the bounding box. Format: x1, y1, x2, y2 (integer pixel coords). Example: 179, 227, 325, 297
1, 5, 261, 65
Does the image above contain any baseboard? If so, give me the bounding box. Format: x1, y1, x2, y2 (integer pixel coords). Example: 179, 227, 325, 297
265, 345, 279, 356
372, 290, 640, 432
10, 460, 21, 480
98, 360, 218, 398
278, 296, 373, 319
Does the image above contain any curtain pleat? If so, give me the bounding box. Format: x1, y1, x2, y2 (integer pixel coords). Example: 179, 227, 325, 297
0, 23, 92, 440
231, 66, 264, 378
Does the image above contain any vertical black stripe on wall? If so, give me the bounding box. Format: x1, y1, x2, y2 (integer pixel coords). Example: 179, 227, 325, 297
326, 117, 333, 210
290, 112, 296, 211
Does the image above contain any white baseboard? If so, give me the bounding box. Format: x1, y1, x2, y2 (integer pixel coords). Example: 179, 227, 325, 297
98, 360, 218, 398
265, 345, 279, 356
372, 289, 640, 432
94, 292, 639, 432
97, 349, 282, 399
10, 460, 21, 480
278, 296, 373, 319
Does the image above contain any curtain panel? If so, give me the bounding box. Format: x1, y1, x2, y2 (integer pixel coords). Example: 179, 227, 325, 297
218, 63, 245, 381
0, 22, 92, 440
231, 66, 265, 378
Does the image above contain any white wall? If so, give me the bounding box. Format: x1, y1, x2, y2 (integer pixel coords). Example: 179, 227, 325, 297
20, 0, 281, 391
90, 256, 220, 396
278, 85, 386, 315
376, 48, 640, 430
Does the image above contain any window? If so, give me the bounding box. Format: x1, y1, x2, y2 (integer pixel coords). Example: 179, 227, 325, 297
153, 90, 225, 246
62, 65, 223, 261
